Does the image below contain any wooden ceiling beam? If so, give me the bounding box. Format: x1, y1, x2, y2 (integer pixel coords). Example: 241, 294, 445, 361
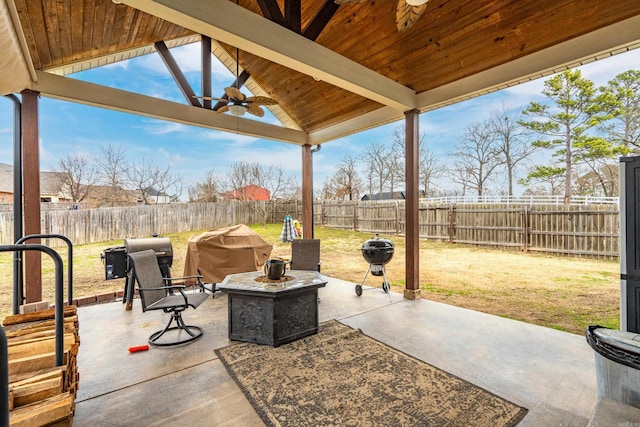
29, 71, 308, 145
284, 0, 301, 33
255, 0, 284, 25
154, 40, 201, 107
119, 0, 416, 111
202, 35, 212, 109
302, 0, 340, 41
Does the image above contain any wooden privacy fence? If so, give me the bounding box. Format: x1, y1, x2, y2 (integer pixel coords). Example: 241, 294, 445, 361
314, 200, 620, 259
0, 199, 620, 258
0, 202, 266, 246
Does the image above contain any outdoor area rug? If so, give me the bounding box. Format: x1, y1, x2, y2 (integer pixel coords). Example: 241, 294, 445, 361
215, 320, 528, 426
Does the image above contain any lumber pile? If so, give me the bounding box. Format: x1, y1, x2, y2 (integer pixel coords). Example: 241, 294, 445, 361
2, 306, 80, 427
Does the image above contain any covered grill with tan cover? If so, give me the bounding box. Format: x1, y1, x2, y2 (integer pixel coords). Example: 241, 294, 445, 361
183, 224, 272, 284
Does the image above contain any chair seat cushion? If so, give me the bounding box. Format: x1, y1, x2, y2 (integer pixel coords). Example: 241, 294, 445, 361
147, 292, 209, 311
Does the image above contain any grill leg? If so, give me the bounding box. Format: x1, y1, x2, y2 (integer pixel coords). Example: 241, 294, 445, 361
360, 265, 372, 287
356, 265, 372, 296
381, 267, 392, 302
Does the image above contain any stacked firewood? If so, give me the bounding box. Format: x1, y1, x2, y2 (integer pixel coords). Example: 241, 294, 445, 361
2, 306, 80, 427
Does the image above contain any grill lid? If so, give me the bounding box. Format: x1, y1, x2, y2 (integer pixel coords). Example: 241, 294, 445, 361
361, 234, 395, 265
361, 234, 394, 250
124, 237, 173, 264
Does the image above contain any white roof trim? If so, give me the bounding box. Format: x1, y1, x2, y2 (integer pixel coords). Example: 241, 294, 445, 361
45, 35, 201, 76
0, 0, 36, 95
30, 71, 309, 145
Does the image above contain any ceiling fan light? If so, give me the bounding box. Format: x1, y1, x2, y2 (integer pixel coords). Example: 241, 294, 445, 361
228, 104, 247, 116
405, 0, 427, 5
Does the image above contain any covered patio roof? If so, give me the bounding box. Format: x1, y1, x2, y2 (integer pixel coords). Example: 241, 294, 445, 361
1, 0, 640, 302
1, 0, 639, 144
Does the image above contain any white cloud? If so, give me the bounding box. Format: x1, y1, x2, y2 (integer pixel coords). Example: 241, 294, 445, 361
199, 129, 260, 146
102, 60, 129, 72
136, 42, 233, 84
143, 121, 189, 135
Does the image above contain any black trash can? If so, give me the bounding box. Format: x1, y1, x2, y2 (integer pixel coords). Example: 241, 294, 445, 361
586, 325, 640, 409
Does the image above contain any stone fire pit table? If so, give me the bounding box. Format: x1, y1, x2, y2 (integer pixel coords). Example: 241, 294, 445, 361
218, 270, 327, 347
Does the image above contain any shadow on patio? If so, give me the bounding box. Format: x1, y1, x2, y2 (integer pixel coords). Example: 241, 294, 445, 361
74, 276, 600, 426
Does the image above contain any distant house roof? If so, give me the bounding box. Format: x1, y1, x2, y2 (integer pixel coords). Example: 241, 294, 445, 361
361, 191, 406, 201
222, 184, 271, 201
0, 163, 65, 196
146, 187, 170, 198
361, 190, 426, 201
40, 172, 66, 195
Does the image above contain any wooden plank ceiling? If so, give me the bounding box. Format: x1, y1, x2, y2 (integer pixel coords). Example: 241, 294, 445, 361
13, 0, 640, 135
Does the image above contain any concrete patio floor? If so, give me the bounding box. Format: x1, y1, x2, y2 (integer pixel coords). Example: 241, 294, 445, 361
73, 276, 611, 426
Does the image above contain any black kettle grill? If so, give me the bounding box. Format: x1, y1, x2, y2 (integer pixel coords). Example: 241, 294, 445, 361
356, 234, 394, 299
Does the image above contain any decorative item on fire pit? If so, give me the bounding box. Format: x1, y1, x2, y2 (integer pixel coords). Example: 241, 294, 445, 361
356, 234, 394, 300
264, 259, 288, 280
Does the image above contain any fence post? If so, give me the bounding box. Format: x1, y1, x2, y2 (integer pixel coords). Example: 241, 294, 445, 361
448, 205, 454, 243
522, 206, 528, 253
353, 201, 358, 231
396, 201, 400, 235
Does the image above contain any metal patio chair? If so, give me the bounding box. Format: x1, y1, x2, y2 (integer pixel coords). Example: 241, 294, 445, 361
129, 250, 209, 346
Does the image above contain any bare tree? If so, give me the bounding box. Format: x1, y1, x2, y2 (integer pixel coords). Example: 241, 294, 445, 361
189, 169, 220, 202
325, 155, 362, 200
574, 161, 619, 197
450, 121, 502, 196
95, 144, 130, 205
419, 149, 444, 197
125, 157, 183, 204
153, 162, 183, 203
392, 125, 444, 198
320, 177, 337, 200
56, 153, 99, 203
361, 141, 390, 198
518, 164, 565, 195
488, 105, 537, 196
224, 161, 297, 225
389, 127, 407, 193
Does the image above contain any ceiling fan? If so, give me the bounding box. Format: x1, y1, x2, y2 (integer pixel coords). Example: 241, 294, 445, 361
194, 47, 278, 117
335, 0, 429, 32
196, 87, 278, 117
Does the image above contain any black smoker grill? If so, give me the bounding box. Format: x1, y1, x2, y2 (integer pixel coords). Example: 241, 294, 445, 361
124, 237, 173, 278
101, 237, 173, 309
356, 234, 394, 300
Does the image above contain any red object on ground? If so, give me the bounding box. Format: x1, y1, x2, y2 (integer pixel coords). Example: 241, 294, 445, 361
128, 345, 149, 353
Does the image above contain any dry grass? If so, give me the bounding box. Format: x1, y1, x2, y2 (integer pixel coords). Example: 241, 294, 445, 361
0, 225, 619, 335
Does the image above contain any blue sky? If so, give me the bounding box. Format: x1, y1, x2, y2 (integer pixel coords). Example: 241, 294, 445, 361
1, 44, 639, 197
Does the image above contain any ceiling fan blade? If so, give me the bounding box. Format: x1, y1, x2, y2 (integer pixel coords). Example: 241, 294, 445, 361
224, 86, 246, 101
245, 96, 278, 106
246, 104, 265, 117
396, 0, 428, 32
216, 105, 230, 114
